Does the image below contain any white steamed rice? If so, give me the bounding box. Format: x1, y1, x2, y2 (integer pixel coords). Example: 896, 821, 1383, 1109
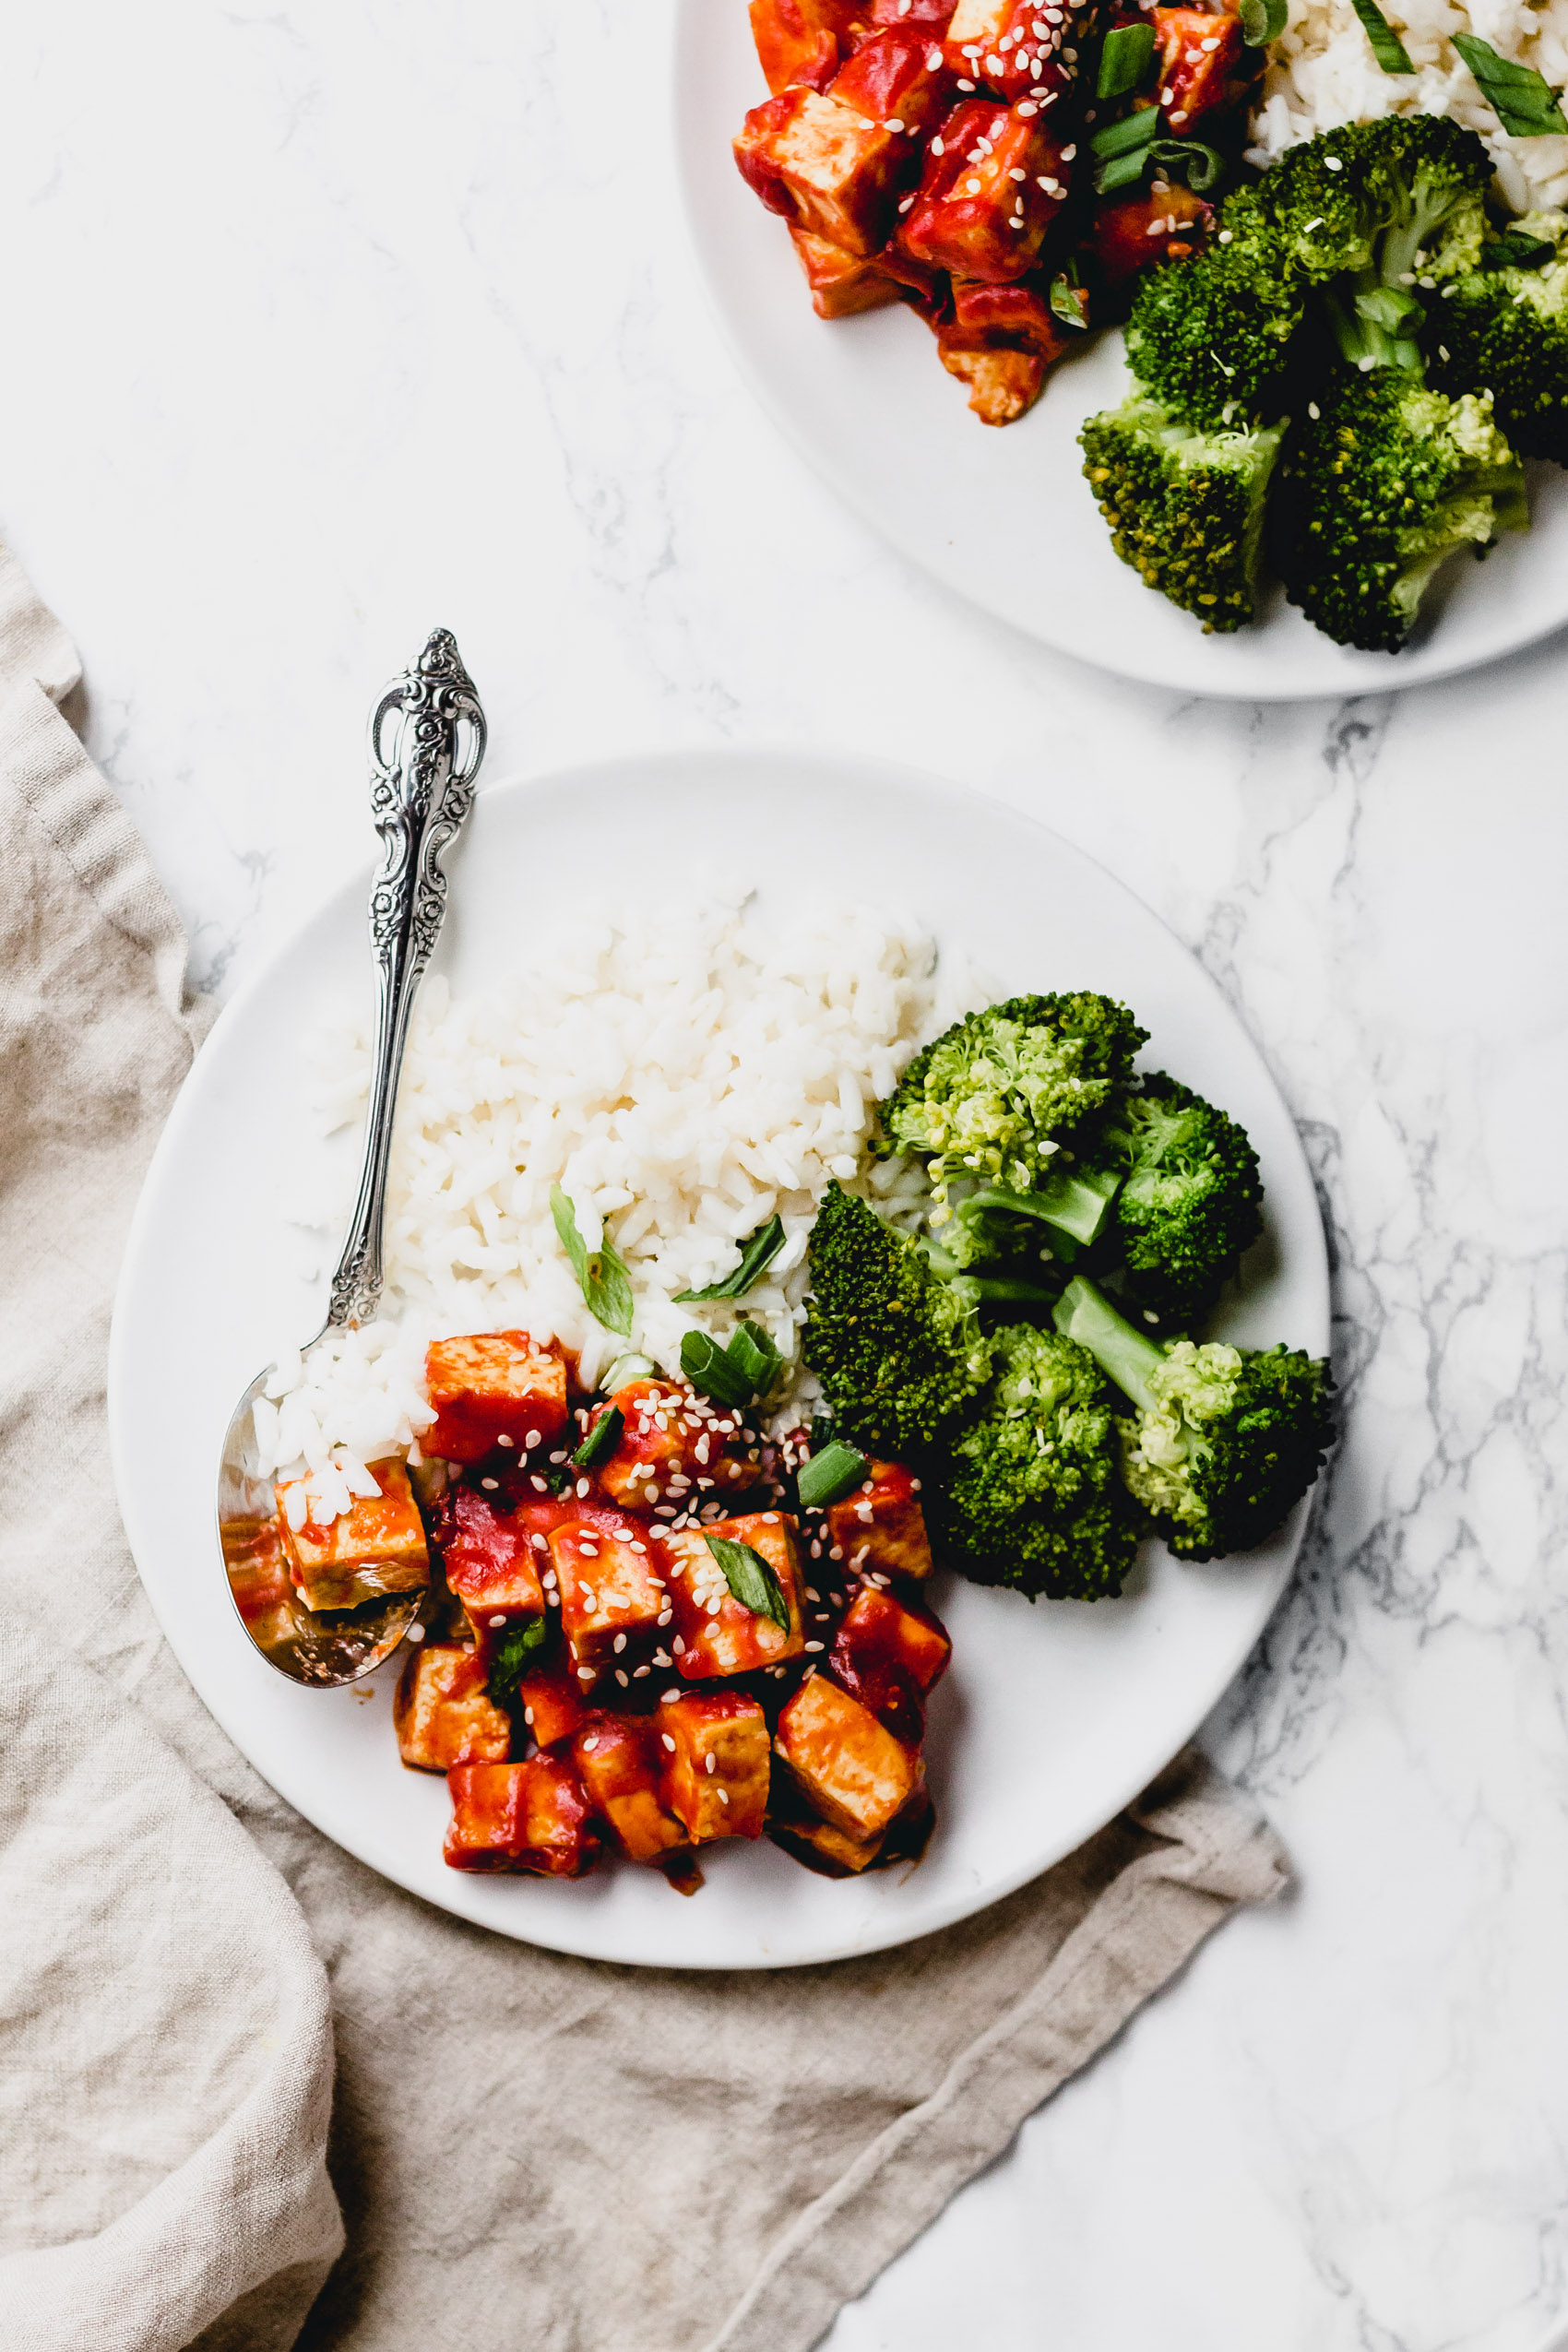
1248, 0, 1568, 213
255, 884, 980, 1524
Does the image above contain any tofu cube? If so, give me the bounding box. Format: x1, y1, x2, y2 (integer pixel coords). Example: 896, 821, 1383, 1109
949, 272, 1072, 360
275, 1457, 429, 1613
444, 1757, 600, 1876
749, 0, 860, 92
573, 1716, 688, 1862
220, 1514, 302, 1654
771, 1806, 887, 1875
658, 1692, 771, 1842
395, 1644, 512, 1772
423, 1331, 569, 1465
432, 1482, 545, 1657
734, 83, 918, 257
517, 1665, 590, 1751
942, 0, 1080, 101
827, 1584, 949, 1743
660, 1513, 805, 1679
547, 1519, 669, 1673
789, 224, 908, 317
1153, 7, 1241, 132
870, 0, 957, 22
595, 1378, 758, 1509
900, 101, 1071, 281
829, 26, 955, 134
936, 336, 1045, 422
775, 1673, 919, 1841
826, 1458, 936, 1580
1087, 184, 1212, 287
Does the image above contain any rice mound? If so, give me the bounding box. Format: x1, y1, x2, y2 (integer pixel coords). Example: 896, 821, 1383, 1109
255, 885, 972, 1522
1248, 0, 1568, 213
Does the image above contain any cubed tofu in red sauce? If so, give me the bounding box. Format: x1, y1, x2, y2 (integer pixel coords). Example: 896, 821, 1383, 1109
423, 1331, 569, 1466
445, 1757, 600, 1877
276, 1457, 430, 1614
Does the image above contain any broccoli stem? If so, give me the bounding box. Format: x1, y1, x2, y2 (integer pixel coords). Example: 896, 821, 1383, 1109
960, 1168, 1123, 1248
952, 1274, 1060, 1308
1053, 1276, 1166, 1412
1323, 275, 1425, 374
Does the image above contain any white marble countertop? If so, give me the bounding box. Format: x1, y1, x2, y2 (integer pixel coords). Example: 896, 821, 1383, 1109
7, 6, 1567, 2346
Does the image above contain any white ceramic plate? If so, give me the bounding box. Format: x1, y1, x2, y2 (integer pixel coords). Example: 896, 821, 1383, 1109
110, 750, 1327, 1968
673, 0, 1568, 700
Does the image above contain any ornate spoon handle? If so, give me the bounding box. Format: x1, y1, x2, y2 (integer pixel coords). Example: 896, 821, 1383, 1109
326, 628, 487, 1331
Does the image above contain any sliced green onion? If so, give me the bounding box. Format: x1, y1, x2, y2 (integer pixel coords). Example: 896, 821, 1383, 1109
797, 1441, 870, 1513
1239, 0, 1288, 46
1481, 229, 1556, 268
1348, 0, 1413, 75
704, 1535, 790, 1632
1049, 269, 1092, 331
1098, 21, 1156, 100
673, 1214, 786, 1302
679, 1331, 754, 1408
601, 1351, 659, 1394
1453, 32, 1568, 134
1090, 105, 1163, 160
726, 1319, 782, 1394
1148, 137, 1225, 193
485, 1613, 547, 1708
550, 1185, 634, 1337
571, 1406, 624, 1470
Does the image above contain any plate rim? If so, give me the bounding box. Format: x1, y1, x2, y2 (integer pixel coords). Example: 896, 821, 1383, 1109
108, 744, 1328, 1968
670, 0, 1568, 703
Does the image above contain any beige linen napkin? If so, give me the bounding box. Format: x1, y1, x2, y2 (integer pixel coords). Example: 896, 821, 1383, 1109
0, 543, 1291, 2352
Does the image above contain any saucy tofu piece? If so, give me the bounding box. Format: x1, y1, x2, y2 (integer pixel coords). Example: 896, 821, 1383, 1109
593, 1378, 757, 1510
750, 0, 861, 94
826, 1458, 935, 1580
432, 1484, 545, 1654
423, 1331, 568, 1466
775, 1673, 919, 1841
660, 1513, 806, 1679
658, 1693, 771, 1842
395, 1645, 512, 1772
828, 1583, 949, 1742
573, 1716, 688, 1862
1152, 7, 1241, 132
734, 33, 948, 258
1087, 184, 1212, 286
943, 0, 1079, 104
547, 1518, 669, 1674
790, 223, 908, 316
900, 100, 1070, 282
444, 1757, 600, 1876
936, 339, 1045, 421
220, 1515, 301, 1653
949, 272, 1072, 361
275, 1457, 429, 1613
517, 1665, 590, 1751
771, 1806, 887, 1875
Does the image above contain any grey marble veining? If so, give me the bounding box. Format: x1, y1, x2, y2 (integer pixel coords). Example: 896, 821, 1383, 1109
4, 4, 1565, 2346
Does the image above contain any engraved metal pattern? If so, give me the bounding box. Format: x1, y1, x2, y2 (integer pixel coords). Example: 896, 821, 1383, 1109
327, 628, 487, 1332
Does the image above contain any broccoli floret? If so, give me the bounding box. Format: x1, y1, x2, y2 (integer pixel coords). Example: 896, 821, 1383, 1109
1427, 213, 1568, 464
1123, 208, 1304, 432
802, 1182, 992, 1456
1054, 1277, 1332, 1561
1273, 370, 1527, 651
1081, 395, 1284, 630
1255, 115, 1491, 292
883, 993, 1147, 1200
927, 1324, 1140, 1599
1094, 1074, 1264, 1328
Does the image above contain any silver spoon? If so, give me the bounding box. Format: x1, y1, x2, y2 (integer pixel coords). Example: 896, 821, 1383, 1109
217, 628, 487, 1685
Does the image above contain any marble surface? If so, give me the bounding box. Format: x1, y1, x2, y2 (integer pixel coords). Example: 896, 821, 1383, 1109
6, 4, 1567, 2346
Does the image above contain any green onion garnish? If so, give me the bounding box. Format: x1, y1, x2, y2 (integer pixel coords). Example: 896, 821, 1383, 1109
797, 1441, 870, 1513
571, 1406, 624, 1470
1454, 33, 1568, 134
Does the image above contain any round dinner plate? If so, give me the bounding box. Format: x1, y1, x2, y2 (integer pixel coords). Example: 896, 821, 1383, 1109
110, 750, 1327, 1968
673, 0, 1568, 700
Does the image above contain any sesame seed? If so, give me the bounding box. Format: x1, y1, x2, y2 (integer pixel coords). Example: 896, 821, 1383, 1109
805, 1641, 825, 1652
885, 115, 906, 132
525, 1429, 540, 1447
613, 1633, 627, 1654
716, 1788, 729, 1807
633, 1664, 649, 1678
615, 1669, 628, 1687
497, 1434, 515, 1448
531, 1476, 547, 1492
489, 1613, 506, 1628
1010, 166, 1027, 180
481, 1477, 499, 1491
576, 1479, 590, 1499
406, 1622, 425, 1644
662, 1689, 681, 1704
577, 1668, 594, 1682
582, 1733, 599, 1752
957, 76, 975, 88
898, 194, 915, 211
1325, 154, 1342, 171
524, 1706, 535, 1727
662, 1733, 677, 1752
706, 1753, 717, 1774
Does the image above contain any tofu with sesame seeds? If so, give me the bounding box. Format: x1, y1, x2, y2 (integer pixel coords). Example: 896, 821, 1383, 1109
572, 1716, 688, 1863
423, 1331, 569, 1466
942, 0, 1075, 102
548, 1519, 668, 1672
659, 1693, 770, 1843
949, 266, 1072, 358
734, 32, 950, 258
395, 1645, 512, 1772
444, 1757, 600, 1876
516, 1665, 590, 1752
274, 1457, 429, 1613
775, 1674, 920, 1841
595, 1377, 758, 1508
1151, 8, 1241, 132
899, 97, 1069, 281
660, 1513, 806, 1679
826, 1458, 935, 1580
431, 1483, 545, 1658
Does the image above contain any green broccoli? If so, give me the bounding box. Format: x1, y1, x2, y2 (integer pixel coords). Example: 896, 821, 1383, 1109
1054, 1276, 1332, 1562
882, 993, 1147, 1202
1123, 200, 1304, 432
927, 1324, 1141, 1599
1094, 1075, 1264, 1327
1427, 211, 1568, 464
1254, 114, 1491, 292
1273, 370, 1528, 651
1080, 395, 1284, 630
802, 1181, 992, 1456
